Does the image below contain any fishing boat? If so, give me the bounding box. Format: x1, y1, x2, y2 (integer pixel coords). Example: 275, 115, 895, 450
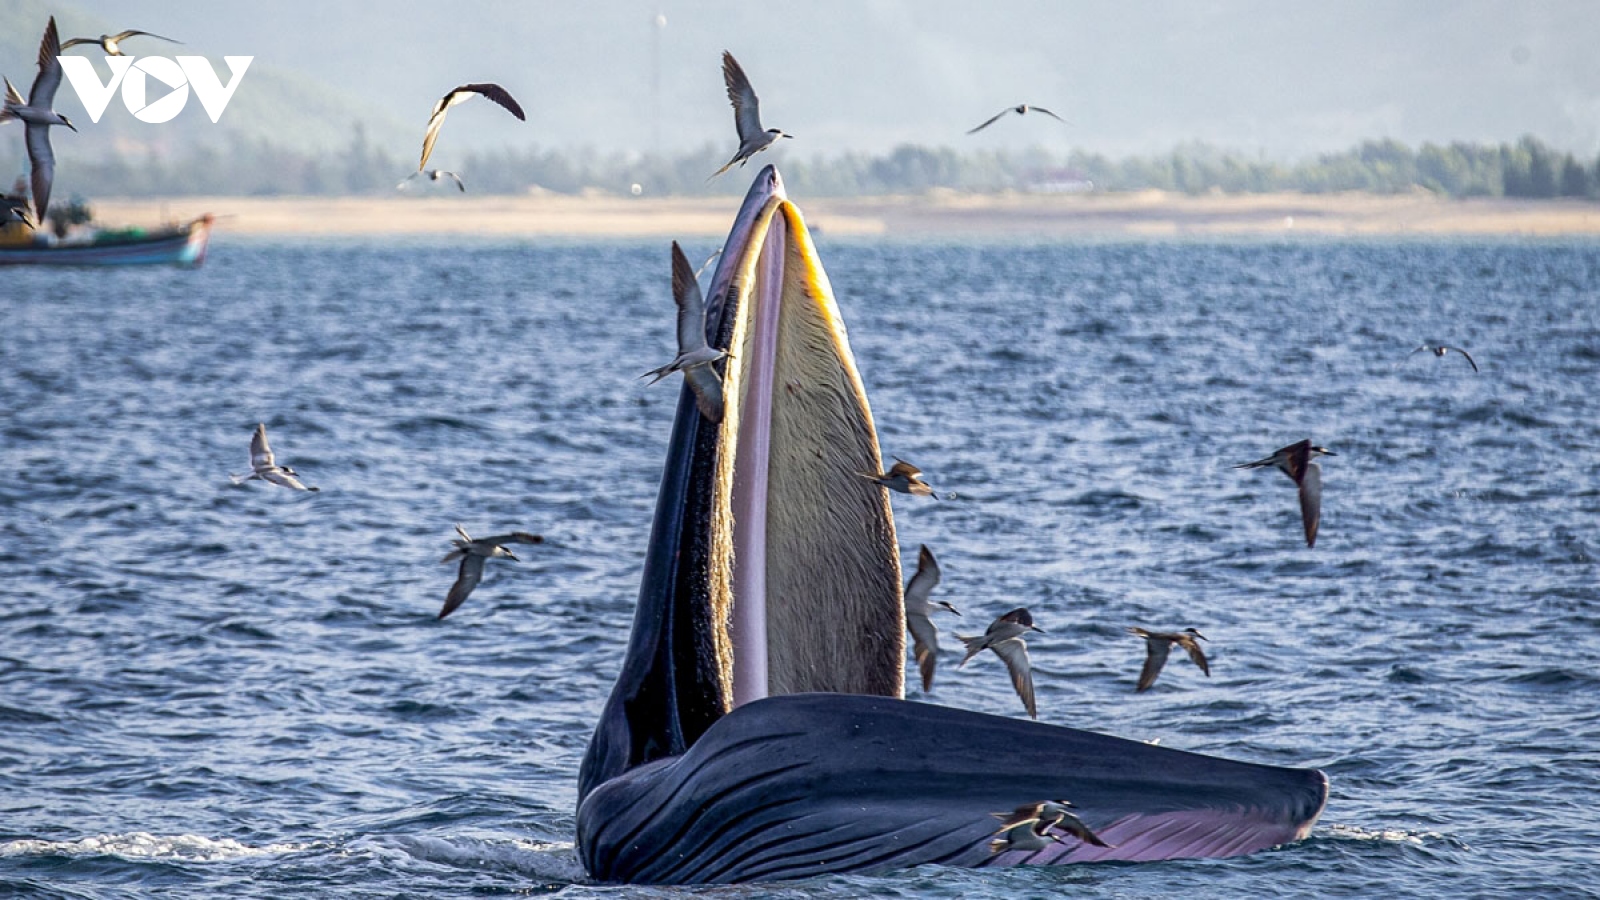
0, 214, 215, 267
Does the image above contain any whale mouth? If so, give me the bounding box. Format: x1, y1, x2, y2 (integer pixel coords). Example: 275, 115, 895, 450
578, 167, 904, 799
575, 167, 1328, 885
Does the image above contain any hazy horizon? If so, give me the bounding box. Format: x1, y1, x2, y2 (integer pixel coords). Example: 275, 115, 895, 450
11, 0, 1600, 163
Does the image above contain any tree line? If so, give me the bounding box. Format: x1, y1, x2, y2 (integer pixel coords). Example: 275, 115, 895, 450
4, 131, 1598, 200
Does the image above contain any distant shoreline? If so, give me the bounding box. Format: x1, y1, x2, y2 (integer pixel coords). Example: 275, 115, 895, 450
86, 191, 1600, 239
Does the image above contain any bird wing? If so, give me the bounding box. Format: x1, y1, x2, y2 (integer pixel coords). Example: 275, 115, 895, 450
250, 423, 275, 470
59, 38, 93, 51
721, 51, 764, 142
682, 363, 726, 423
1031, 106, 1070, 125
112, 30, 181, 45
887, 459, 922, 478
694, 248, 722, 280
1179, 636, 1211, 677
30, 17, 64, 107
991, 802, 1047, 831
1407, 345, 1432, 358
479, 531, 544, 547
440, 553, 486, 618
1053, 813, 1114, 848
992, 637, 1037, 718
420, 82, 526, 171
1298, 462, 1322, 548
418, 93, 459, 170
25, 123, 53, 223
462, 83, 526, 121
670, 240, 710, 354
1282, 440, 1311, 484
907, 612, 940, 694
439, 170, 465, 192
966, 109, 1010, 134
1135, 637, 1171, 692
1450, 347, 1479, 372
904, 544, 942, 611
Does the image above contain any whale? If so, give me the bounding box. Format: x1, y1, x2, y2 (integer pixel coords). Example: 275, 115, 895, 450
575, 166, 1328, 884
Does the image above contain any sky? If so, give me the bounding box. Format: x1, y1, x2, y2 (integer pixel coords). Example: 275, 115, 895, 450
22, 0, 1600, 160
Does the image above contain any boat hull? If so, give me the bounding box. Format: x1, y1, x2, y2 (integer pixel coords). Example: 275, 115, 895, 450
0, 215, 214, 267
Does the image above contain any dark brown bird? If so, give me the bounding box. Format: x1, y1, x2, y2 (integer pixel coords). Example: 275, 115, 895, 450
904, 544, 959, 693
967, 103, 1070, 134
413, 83, 526, 184
710, 51, 791, 179
859, 458, 939, 498
1128, 627, 1210, 692
1408, 344, 1478, 373
989, 800, 1113, 852
958, 608, 1044, 718
60, 29, 180, 56
1234, 438, 1335, 547
439, 524, 544, 619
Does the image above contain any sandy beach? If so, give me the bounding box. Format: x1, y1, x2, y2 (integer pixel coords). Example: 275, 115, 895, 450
88, 190, 1600, 239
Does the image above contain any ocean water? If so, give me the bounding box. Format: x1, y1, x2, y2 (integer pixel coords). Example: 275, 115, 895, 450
2, 234, 1598, 899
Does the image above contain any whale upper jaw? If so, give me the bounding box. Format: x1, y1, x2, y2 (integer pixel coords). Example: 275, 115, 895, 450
576, 166, 1327, 884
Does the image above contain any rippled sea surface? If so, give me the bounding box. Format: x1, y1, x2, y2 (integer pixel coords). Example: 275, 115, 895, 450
3, 232, 1598, 899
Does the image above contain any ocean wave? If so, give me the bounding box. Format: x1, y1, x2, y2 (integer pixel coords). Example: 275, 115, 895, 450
0, 833, 311, 862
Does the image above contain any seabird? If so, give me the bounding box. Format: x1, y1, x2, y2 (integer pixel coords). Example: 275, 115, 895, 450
231, 423, 319, 491
958, 607, 1045, 718
1233, 438, 1334, 547
988, 814, 1059, 854
1408, 344, 1479, 373
398, 169, 465, 192
709, 51, 791, 179
439, 524, 545, 619
413, 83, 526, 187
904, 544, 959, 693
859, 458, 939, 498
642, 241, 729, 422
1128, 627, 1210, 692
991, 800, 1113, 851
966, 103, 1070, 135
60, 29, 180, 56
0, 17, 77, 223
0, 195, 30, 225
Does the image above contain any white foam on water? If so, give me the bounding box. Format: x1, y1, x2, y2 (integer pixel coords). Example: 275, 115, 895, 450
346, 834, 584, 882
0, 832, 311, 861
1323, 823, 1448, 846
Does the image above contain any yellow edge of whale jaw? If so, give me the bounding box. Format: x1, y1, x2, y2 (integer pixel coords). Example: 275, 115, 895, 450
716, 197, 905, 706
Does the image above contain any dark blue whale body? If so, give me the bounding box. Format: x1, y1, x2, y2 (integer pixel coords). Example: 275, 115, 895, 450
576, 168, 1328, 885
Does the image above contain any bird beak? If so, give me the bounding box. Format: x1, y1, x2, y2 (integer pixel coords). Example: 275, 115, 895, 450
66, 121, 79, 133
505, 550, 521, 562
781, 133, 794, 139
1029, 625, 1046, 634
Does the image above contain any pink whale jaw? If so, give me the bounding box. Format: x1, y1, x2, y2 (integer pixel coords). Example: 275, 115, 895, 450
987, 785, 1329, 866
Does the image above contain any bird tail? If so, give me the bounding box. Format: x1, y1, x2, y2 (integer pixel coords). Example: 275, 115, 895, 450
440, 549, 466, 564
955, 634, 985, 667
640, 363, 675, 384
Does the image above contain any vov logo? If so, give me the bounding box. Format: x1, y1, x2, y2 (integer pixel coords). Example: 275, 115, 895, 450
59, 56, 253, 124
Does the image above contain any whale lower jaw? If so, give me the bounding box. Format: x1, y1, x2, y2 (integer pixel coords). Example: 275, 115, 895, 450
579, 694, 1328, 884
